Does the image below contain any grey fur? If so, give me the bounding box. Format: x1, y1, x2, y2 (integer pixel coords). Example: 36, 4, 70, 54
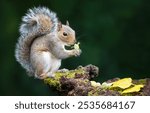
15, 7, 58, 76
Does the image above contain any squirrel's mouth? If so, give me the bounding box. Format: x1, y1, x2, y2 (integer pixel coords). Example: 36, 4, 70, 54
64, 44, 74, 50
64, 42, 80, 50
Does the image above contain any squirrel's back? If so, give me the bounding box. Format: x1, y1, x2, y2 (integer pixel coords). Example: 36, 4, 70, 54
15, 7, 58, 75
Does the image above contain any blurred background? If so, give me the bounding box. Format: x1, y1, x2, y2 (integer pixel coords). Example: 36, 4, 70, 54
0, 0, 150, 95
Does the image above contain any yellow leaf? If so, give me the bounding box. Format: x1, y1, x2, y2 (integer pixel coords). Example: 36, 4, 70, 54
122, 85, 144, 94
111, 78, 132, 89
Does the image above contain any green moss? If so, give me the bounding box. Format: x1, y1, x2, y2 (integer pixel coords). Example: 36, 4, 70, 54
135, 79, 146, 84
44, 68, 85, 89
88, 90, 99, 96
62, 68, 85, 78
44, 77, 60, 88
88, 87, 100, 96
84, 79, 89, 84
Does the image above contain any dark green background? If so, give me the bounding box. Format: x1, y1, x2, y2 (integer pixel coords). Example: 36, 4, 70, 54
0, 0, 150, 95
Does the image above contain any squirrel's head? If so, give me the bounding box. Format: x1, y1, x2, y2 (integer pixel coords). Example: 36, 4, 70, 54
57, 21, 76, 46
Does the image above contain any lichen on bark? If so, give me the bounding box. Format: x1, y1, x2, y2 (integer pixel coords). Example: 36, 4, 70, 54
44, 65, 150, 96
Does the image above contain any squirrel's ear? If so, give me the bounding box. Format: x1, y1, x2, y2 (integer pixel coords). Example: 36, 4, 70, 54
58, 21, 62, 31
66, 20, 69, 26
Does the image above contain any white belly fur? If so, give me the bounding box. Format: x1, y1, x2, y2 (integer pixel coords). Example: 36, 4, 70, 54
42, 52, 61, 75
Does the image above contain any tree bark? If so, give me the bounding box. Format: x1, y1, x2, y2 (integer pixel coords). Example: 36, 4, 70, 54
44, 65, 150, 96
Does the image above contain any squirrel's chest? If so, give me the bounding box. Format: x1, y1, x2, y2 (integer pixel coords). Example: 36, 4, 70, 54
50, 54, 61, 70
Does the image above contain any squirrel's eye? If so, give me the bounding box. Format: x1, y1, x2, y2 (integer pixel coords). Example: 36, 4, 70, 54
63, 32, 68, 36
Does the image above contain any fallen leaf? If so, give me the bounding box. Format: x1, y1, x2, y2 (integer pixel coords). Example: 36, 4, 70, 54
111, 78, 132, 89
122, 85, 144, 94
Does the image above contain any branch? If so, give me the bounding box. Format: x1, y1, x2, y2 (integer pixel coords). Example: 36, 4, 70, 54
44, 65, 150, 96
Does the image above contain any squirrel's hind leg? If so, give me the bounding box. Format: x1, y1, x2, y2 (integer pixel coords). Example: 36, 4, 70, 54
31, 51, 53, 79
45, 56, 61, 78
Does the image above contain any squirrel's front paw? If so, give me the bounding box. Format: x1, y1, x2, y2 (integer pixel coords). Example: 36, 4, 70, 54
73, 49, 82, 57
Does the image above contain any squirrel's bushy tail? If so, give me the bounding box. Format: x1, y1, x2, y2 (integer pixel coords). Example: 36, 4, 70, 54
15, 7, 58, 75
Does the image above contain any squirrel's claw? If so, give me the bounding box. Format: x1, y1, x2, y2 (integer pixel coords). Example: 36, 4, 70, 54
73, 49, 82, 57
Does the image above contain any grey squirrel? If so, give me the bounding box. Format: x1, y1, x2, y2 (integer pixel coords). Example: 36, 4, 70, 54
15, 7, 81, 79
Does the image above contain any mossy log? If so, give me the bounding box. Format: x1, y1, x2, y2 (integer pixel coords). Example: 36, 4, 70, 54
44, 65, 150, 96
